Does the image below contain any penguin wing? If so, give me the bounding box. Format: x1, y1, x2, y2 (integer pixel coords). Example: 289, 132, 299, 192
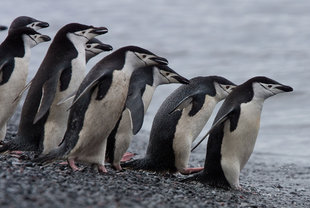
57, 91, 76, 105
168, 96, 193, 114
168, 91, 207, 115
13, 79, 32, 103
191, 105, 235, 152
0, 59, 8, 71
33, 74, 60, 124
0, 58, 14, 83
68, 69, 110, 110
126, 89, 145, 135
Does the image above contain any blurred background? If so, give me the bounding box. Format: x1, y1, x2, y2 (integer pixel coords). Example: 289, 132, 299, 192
0, 0, 309, 164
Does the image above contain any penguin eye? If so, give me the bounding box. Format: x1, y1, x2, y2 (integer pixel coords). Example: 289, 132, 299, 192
226, 86, 230, 89
81, 31, 86, 34
268, 85, 272, 88
31, 23, 35, 27
142, 54, 146, 59
86, 45, 91, 48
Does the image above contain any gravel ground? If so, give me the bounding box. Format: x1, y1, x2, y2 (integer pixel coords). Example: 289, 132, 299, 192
0, 125, 309, 208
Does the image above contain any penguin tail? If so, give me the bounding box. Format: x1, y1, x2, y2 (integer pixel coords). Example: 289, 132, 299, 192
0, 140, 20, 153
181, 171, 231, 189
122, 157, 156, 171
180, 172, 202, 183
122, 157, 177, 173
32, 145, 67, 164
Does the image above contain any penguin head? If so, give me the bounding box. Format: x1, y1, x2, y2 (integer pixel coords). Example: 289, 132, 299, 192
61, 23, 108, 46
153, 65, 189, 85
85, 38, 113, 62
10, 27, 51, 48
9, 16, 49, 34
0, 25, 7, 31
250, 76, 293, 99
212, 76, 237, 100
122, 46, 168, 69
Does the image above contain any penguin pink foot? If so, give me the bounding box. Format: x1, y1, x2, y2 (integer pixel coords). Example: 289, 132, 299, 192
112, 163, 123, 171
120, 152, 135, 162
59, 161, 68, 165
68, 158, 80, 171
10, 150, 23, 155
179, 167, 204, 175
97, 164, 107, 173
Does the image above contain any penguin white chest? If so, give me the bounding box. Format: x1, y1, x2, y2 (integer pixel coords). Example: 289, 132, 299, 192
173, 95, 217, 158
70, 70, 129, 164
42, 51, 86, 154
0, 55, 30, 101
0, 55, 30, 126
142, 85, 156, 113
221, 101, 262, 173
175, 95, 217, 142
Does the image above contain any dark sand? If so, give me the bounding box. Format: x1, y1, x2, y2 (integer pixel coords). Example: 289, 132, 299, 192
0, 126, 309, 208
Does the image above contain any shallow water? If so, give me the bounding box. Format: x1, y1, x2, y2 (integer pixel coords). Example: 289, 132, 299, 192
1, 0, 309, 164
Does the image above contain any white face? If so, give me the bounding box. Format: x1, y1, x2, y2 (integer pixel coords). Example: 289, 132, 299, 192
253, 82, 288, 99
73, 28, 99, 42
22, 34, 48, 48
156, 68, 182, 85
85, 43, 103, 55
26, 21, 42, 31
214, 82, 236, 100
133, 52, 163, 66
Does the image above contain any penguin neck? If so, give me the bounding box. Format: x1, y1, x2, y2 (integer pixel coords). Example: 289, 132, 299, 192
152, 68, 167, 87
122, 52, 145, 77
22, 42, 32, 61
66, 33, 87, 60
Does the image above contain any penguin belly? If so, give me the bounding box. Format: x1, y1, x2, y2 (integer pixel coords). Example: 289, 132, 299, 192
141, 85, 155, 112
42, 55, 86, 154
68, 71, 128, 165
0, 55, 29, 141
220, 101, 262, 188
112, 108, 133, 167
173, 96, 217, 171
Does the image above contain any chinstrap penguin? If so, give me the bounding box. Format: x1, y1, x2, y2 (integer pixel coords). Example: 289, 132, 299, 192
85, 38, 112, 63
106, 65, 189, 170
34, 45, 169, 173
183, 76, 293, 189
8, 16, 49, 34
0, 23, 108, 154
0, 26, 7, 31
123, 76, 236, 174
0, 27, 50, 143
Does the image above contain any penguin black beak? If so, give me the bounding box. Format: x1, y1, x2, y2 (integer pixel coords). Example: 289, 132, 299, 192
95, 43, 113, 51
40, 35, 51, 42
276, 85, 293, 92
172, 75, 190, 84
92, 27, 108, 35
151, 56, 169, 65
0, 25, 7, 31
37, 22, 49, 29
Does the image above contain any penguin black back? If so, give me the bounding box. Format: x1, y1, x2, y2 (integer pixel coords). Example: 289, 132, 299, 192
124, 76, 235, 173
0, 27, 44, 85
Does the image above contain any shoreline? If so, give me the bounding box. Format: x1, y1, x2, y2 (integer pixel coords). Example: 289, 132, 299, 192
0, 126, 309, 207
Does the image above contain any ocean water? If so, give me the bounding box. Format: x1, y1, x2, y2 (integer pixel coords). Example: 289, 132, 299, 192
0, 0, 309, 164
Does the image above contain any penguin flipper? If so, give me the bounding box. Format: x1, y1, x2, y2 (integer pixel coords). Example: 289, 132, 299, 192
13, 79, 32, 103
0, 59, 8, 71
126, 91, 144, 135
169, 96, 193, 114
68, 69, 110, 110
57, 90, 76, 105
33, 76, 59, 124
191, 109, 233, 152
